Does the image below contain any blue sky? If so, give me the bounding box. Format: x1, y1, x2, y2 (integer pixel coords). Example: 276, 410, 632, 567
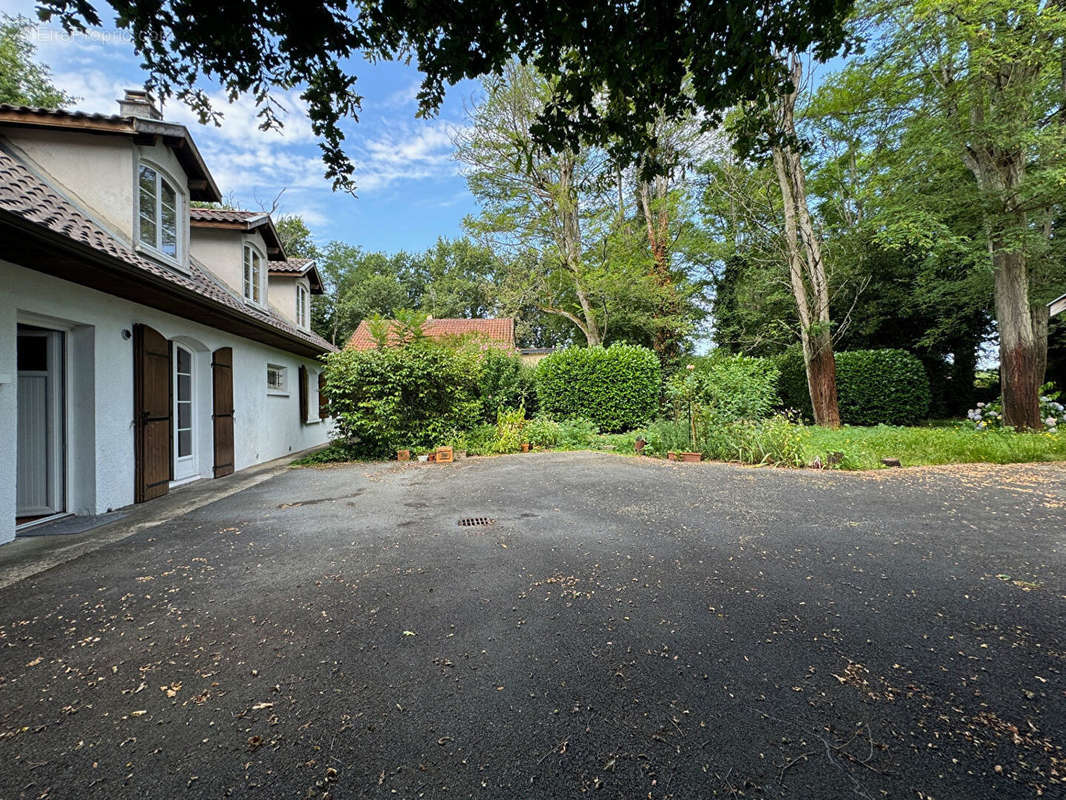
2, 0, 481, 253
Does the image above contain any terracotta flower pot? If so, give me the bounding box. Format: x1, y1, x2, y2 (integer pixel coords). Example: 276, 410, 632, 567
667, 452, 677, 461
436, 446, 454, 463
680, 451, 702, 463
426, 452, 436, 463
634, 438, 646, 454
521, 443, 531, 453
396, 449, 410, 462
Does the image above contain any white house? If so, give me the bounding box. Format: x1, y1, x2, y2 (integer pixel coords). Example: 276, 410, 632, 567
0, 90, 336, 545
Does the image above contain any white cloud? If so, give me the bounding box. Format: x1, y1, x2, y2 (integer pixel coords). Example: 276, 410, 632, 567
354, 119, 466, 193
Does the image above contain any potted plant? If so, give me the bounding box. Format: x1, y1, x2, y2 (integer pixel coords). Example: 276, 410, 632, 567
667, 451, 678, 461
396, 448, 411, 462
520, 442, 531, 453
436, 446, 454, 463
679, 451, 702, 462
417, 450, 430, 463
634, 437, 647, 454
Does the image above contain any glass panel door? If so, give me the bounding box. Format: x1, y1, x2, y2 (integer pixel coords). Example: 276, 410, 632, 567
173, 345, 196, 481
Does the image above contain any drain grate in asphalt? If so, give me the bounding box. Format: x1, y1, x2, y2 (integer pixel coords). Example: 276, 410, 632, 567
457, 517, 495, 527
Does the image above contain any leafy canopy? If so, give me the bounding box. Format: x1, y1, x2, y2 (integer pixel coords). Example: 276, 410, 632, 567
0, 14, 75, 108
37, 0, 854, 190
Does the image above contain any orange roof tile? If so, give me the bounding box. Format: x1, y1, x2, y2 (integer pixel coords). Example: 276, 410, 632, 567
347, 318, 515, 350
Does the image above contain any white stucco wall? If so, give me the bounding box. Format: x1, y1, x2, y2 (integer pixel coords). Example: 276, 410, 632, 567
268, 274, 312, 328
4, 130, 136, 240
0, 259, 333, 545
190, 227, 243, 294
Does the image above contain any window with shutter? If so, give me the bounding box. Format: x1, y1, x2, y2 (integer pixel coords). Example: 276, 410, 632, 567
298, 365, 308, 423
318, 371, 329, 419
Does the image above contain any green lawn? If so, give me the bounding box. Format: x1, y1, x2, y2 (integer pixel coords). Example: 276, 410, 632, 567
803, 424, 1066, 470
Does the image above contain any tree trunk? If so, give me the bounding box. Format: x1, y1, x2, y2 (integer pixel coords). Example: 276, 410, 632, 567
994, 248, 1042, 429
804, 328, 841, 429
771, 53, 840, 428
557, 154, 602, 346
1031, 301, 1049, 391
637, 175, 681, 362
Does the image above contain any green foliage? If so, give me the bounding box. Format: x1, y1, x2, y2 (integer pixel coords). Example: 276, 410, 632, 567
535, 344, 661, 432
321, 342, 481, 458
0, 16, 75, 108
641, 419, 692, 457
668, 354, 780, 421
777, 348, 930, 425
642, 412, 806, 466
476, 349, 535, 422
274, 214, 320, 260
967, 384, 1064, 432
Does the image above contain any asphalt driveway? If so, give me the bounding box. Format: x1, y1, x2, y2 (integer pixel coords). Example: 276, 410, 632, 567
1, 452, 1064, 799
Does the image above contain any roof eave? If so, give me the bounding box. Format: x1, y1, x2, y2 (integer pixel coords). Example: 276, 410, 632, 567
1, 211, 331, 357
0, 109, 222, 203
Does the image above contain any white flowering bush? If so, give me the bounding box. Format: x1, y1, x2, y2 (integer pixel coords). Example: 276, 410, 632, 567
967, 384, 1064, 432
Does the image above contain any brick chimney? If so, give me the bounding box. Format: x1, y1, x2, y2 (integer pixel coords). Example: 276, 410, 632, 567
118, 89, 162, 121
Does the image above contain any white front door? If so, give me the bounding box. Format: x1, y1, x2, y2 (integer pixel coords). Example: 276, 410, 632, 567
172, 344, 197, 482
16, 326, 65, 520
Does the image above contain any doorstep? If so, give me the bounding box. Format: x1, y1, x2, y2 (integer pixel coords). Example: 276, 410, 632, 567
0, 446, 324, 589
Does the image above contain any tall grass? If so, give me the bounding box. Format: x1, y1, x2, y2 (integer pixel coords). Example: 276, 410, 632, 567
804, 425, 1066, 469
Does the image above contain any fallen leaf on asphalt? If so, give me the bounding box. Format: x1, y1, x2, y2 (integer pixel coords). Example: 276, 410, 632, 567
25, 657, 41, 667
402, 630, 416, 636
251, 702, 274, 710
129, 710, 147, 717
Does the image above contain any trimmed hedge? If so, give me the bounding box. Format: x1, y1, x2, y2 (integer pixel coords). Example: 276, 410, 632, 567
777, 347, 931, 425
322, 343, 481, 458
534, 344, 661, 432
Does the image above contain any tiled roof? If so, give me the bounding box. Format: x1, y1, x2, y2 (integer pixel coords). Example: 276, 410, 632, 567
189, 207, 269, 225
0, 144, 335, 354
268, 257, 315, 274
0, 103, 126, 124
347, 318, 515, 350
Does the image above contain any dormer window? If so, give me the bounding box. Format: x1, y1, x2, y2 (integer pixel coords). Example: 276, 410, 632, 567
137, 162, 183, 263
296, 283, 309, 329
243, 243, 264, 304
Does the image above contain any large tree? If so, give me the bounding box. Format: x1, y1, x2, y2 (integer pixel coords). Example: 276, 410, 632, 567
0, 14, 75, 108
825, 0, 1066, 428
38, 1, 854, 190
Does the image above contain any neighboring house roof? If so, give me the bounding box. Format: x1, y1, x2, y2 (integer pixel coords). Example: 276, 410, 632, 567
0, 103, 221, 202
189, 207, 286, 259
268, 257, 324, 294
0, 144, 335, 357
347, 317, 516, 350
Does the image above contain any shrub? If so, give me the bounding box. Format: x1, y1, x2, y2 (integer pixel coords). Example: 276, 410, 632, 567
668, 353, 780, 421
967, 383, 1064, 431
775, 348, 931, 425
476, 348, 536, 421
535, 344, 661, 432
322, 342, 481, 458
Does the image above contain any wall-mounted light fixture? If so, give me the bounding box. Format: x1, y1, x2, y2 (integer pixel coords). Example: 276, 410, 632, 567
121, 328, 132, 340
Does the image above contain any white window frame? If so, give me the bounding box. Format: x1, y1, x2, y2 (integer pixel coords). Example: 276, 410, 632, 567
305, 368, 321, 424
243, 242, 266, 306
135, 158, 186, 270
296, 283, 309, 329
267, 363, 288, 396
172, 343, 197, 480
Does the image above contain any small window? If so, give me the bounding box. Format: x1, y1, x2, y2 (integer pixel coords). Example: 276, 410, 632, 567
296, 283, 309, 329
138, 163, 182, 261
244, 244, 263, 304
266, 363, 287, 394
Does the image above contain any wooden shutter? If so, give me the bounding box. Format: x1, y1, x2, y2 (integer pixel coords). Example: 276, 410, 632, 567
133, 323, 172, 503
318, 371, 329, 419
212, 347, 235, 478
298, 364, 308, 423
